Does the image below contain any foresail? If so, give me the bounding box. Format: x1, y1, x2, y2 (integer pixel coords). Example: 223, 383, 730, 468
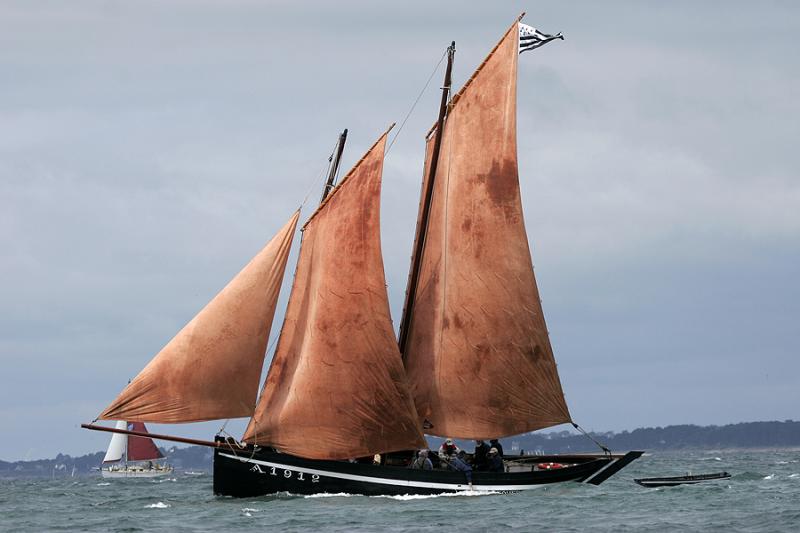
102, 420, 127, 463
402, 20, 572, 439
99, 212, 299, 423
243, 128, 427, 460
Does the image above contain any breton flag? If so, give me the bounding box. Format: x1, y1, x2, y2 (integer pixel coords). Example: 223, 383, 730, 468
519, 23, 564, 54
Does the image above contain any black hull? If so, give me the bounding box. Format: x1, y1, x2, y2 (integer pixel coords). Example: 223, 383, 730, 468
635, 472, 730, 488
213, 448, 643, 498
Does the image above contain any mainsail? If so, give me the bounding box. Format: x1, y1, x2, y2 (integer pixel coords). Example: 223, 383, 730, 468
126, 422, 164, 461
99, 212, 299, 423
243, 128, 427, 460
400, 20, 572, 438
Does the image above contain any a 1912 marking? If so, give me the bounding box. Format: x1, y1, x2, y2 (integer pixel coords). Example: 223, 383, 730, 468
250, 464, 320, 482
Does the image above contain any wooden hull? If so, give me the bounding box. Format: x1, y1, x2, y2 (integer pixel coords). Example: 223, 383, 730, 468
213, 448, 643, 497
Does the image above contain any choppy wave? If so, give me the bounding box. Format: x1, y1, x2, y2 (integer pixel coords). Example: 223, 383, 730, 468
4, 451, 800, 532
145, 502, 171, 508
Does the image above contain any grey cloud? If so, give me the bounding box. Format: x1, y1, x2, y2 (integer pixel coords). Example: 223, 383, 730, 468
1, 1, 797, 459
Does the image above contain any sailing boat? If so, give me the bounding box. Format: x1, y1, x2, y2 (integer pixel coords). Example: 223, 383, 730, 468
101, 420, 173, 478
84, 15, 642, 496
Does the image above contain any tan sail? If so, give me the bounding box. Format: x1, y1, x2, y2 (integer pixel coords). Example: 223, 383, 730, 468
99, 212, 299, 423
243, 129, 427, 460
402, 21, 572, 438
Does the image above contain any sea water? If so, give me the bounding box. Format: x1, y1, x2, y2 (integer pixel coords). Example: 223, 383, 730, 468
2, 450, 799, 532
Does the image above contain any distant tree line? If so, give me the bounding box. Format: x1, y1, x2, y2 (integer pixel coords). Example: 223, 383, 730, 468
509, 420, 800, 454
0, 444, 212, 478
2, 420, 798, 477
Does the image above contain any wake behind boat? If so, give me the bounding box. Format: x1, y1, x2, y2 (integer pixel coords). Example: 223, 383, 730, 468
83, 14, 642, 497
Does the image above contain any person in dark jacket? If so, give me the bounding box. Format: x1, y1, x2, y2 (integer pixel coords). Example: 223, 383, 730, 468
448, 450, 473, 486
409, 449, 433, 470
486, 447, 504, 473
472, 440, 490, 470
489, 439, 504, 457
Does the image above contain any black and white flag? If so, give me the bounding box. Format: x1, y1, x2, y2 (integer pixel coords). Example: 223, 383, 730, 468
518, 23, 563, 54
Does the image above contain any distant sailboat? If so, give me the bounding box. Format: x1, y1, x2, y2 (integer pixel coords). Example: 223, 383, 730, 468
101, 421, 173, 478
84, 14, 642, 496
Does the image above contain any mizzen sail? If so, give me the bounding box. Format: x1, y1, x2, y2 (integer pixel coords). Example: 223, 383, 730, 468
401, 20, 572, 439
99, 212, 299, 423
243, 128, 426, 460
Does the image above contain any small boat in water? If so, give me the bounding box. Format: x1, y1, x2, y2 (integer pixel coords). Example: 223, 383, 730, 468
101, 421, 173, 478
635, 472, 731, 488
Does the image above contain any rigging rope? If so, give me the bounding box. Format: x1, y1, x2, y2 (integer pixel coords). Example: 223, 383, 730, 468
299, 136, 343, 210
386, 47, 448, 154
572, 422, 612, 456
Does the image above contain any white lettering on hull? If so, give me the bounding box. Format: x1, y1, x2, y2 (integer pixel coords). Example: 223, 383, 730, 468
220, 453, 552, 492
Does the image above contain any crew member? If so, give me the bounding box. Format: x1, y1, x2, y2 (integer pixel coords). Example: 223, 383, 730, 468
409, 449, 433, 470
487, 447, 504, 473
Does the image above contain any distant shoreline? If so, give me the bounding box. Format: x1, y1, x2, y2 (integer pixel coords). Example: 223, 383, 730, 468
2, 420, 797, 478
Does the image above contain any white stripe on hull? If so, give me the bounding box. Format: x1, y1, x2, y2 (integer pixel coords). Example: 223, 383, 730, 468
640, 480, 705, 486
219, 453, 553, 492
581, 458, 618, 483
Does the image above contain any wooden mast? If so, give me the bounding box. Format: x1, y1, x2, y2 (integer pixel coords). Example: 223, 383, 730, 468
398, 42, 455, 357
320, 129, 348, 203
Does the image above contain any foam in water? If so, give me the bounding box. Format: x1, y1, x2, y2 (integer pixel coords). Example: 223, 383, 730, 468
96, 482, 110, 486
145, 502, 171, 508
788, 474, 799, 479
303, 492, 353, 499
763, 474, 775, 480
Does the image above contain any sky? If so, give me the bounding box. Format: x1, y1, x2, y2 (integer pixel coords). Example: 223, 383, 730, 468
1, 1, 797, 461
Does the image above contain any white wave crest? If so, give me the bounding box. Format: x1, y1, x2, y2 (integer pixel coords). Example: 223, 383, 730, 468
303, 492, 353, 499
763, 474, 775, 480
145, 502, 171, 508
241, 508, 260, 512
96, 482, 110, 486
789, 474, 799, 479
